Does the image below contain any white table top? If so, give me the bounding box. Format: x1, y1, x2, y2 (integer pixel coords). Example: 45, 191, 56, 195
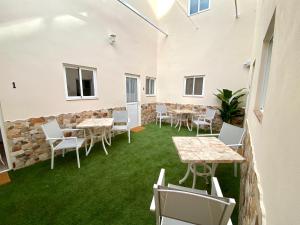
172, 136, 245, 164
77, 118, 114, 129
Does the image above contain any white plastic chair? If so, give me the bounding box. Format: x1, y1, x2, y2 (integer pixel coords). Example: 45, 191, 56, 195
112, 111, 131, 143
197, 122, 245, 177
150, 169, 235, 225
156, 104, 172, 128
41, 120, 87, 169
192, 108, 216, 135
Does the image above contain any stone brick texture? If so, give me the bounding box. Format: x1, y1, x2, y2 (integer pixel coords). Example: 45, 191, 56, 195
238, 123, 264, 225
5, 103, 244, 169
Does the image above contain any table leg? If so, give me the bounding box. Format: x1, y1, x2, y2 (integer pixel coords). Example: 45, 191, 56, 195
86, 128, 95, 156
178, 115, 182, 132
101, 129, 108, 155
192, 164, 197, 188
179, 164, 191, 184
186, 116, 192, 131
212, 163, 218, 177
104, 128, 111, 146
174, 116, 180, 128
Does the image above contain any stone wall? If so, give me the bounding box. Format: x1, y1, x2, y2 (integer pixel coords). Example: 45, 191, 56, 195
4, 103, 244, 170
238, 122, 265, 225
5, 108, 124, 169
141, 103, 156, 125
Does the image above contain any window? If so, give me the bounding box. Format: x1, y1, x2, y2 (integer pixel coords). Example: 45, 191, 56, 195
254, 12, 275, 121
126, 77, 138, 103
64, 65, 97, 100
258, 37, 273, 111
145, 77, 156, 96
184, 76, 204, 96
189, 0, 210, 16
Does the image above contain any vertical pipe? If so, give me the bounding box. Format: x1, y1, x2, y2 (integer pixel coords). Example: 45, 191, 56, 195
116, 0, 168, 36
235, 0, 239, 18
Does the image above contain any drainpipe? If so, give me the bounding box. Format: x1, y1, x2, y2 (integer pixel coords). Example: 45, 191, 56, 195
116, 0, 168, 37
235, 0, 239, 18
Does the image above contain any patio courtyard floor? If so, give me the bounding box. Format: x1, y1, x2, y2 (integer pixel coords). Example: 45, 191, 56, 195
0, 123, 240, 225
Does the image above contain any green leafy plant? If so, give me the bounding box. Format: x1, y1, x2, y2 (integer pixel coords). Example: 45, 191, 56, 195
214, 88, 247, 123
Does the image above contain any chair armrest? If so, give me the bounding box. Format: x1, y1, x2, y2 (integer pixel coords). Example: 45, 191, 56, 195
62, 128, 83, 132
47, 137, 77, 141
46, 137, 64, 141
211, 177, 233, 225
150, 197, 155, 212
226, 144, 243, 148
150, 169, 165, 212
197, 133, 220, 137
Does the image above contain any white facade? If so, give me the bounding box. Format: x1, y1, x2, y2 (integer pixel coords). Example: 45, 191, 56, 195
0, 0, 255, 121
157, 0, 256, 106
0, 0, 158, 121
245, 0, 300, 224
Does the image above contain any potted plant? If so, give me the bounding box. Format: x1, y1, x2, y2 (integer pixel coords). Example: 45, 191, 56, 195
214, 88, 247, 124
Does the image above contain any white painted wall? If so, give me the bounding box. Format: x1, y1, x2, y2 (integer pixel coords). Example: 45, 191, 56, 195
246, 0, 300, 224
156, 0, 256, 106
0, 0, 158, 121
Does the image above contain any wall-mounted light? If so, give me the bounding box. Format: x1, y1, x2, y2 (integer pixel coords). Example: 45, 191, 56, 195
109, 34, 116, 45
243, 59, 251, 68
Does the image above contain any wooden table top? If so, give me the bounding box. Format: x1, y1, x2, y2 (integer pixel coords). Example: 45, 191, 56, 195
172, 136, 245, 164
77, 118, 114, 129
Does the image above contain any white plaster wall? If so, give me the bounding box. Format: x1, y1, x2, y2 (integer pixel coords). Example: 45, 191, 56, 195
246, 0, 300, 224
156, 0, 256, 106
0, 0, 158, 121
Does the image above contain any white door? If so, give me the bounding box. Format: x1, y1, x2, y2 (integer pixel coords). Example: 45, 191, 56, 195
126, 75, 140, 129
0, 103, 11, 172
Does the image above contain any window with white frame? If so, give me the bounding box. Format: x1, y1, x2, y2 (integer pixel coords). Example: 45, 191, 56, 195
184, 76, 204, 96
146, 77, 156, 96
189, 0, 210, 16
64, 65, 97, 100
255, 12, 275, 122
258, 37, 273, 111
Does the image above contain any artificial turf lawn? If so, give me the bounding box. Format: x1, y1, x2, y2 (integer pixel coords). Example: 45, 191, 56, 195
0, 123, 240, 225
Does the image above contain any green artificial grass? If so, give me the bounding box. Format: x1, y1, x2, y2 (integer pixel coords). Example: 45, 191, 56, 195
0, 123, 240, 225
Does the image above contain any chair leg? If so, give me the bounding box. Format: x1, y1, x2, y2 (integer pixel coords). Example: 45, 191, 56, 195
84, 130, 88, 155
156, 117, 158, 125
210, 123, 212, 134
197, 125, 199, 136
51, 150, 55, 170
160, 117, 162, 128
170, 116, 173, 127
0, 154, 4, 165
62, 149, 65, 157
76, 148, 80, 169
128, 130, 131, 143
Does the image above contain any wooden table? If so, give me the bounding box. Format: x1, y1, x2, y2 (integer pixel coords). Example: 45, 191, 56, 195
172, 136, 245, 188
77, 118, 114, 155
171, 109, 196, 131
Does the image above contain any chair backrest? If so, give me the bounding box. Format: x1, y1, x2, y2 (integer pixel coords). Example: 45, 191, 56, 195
205, 108, 217, 121
156, 104, 168, 114
112, 110, 128, 123
41, 120, 63, 144
218, 123, 245, 146
152, 169, 235, 225
154, 186, 235, 225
